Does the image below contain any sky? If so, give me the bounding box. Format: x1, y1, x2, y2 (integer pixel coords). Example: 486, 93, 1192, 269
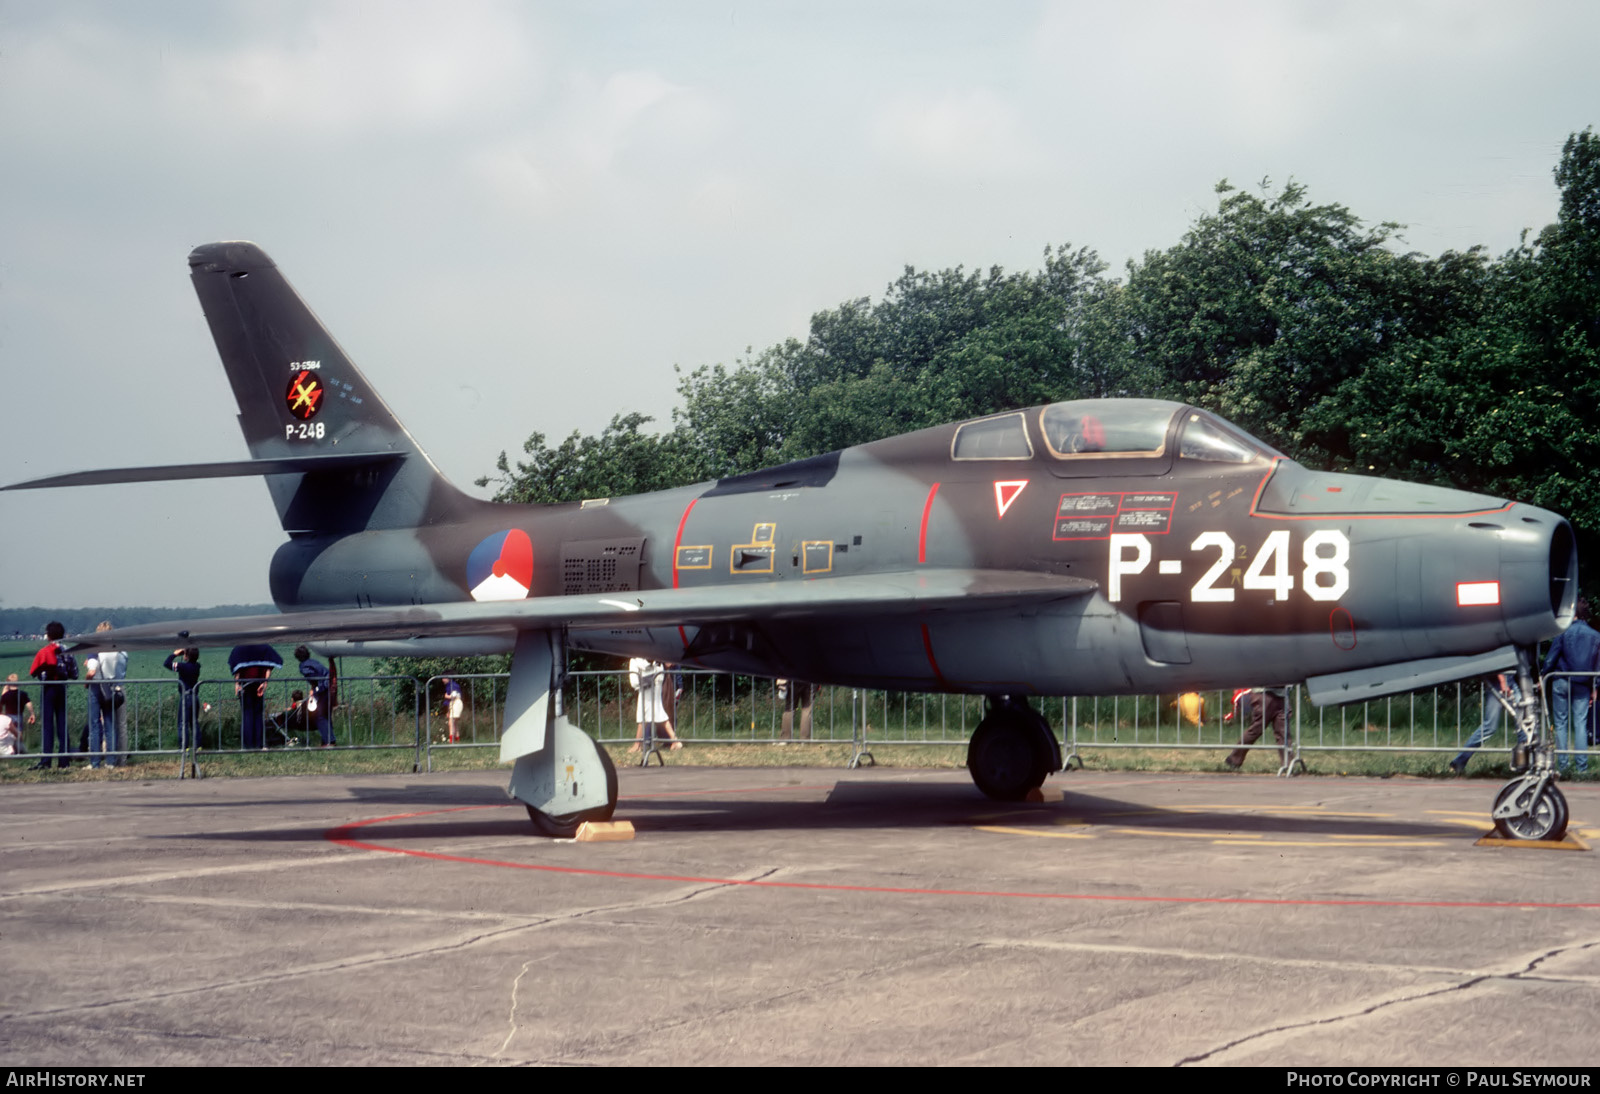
1, 0, 1596, 611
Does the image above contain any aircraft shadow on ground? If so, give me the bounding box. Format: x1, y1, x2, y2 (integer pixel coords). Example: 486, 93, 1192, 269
168, 780, 1474, 843
134, 782, 513, 813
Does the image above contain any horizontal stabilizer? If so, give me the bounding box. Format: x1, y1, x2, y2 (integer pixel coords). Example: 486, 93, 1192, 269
76, 569, 1098, 650
1304, 645, 1517, 707
3, 453, 404, 491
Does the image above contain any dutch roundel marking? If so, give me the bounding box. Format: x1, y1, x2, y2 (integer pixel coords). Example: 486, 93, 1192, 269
286, 370, 323, 420
994, 480, 1028, 520
468, 529, 534, 601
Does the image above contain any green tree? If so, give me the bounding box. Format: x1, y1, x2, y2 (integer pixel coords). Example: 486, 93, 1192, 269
477, 411, 700, 505
1121, 179, 1489, 463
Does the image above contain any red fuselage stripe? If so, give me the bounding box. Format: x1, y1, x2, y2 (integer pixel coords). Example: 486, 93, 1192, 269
672, 497, 699, 589
919, 482, 941, 563
673, 497, 701, 656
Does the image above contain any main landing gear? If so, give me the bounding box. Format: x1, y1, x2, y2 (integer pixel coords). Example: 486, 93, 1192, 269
503, 630, 621, 837
966, 696, 1063, 801
511, 717, 619, 838
1490, 646, 1569, 843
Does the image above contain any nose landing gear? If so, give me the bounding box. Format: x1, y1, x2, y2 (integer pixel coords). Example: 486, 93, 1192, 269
1490, 647, 1570, 842
1492, 773, 1568, 842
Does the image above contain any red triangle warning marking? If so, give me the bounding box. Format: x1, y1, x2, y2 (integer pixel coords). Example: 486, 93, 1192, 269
994, 480, 1028, 519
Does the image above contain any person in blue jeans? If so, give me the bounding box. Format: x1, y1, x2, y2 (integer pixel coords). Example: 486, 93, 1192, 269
28, 622, 74, 770
1450, 674, 1524, 774
164, 648, 202, 751
294, 646, 335, 747
85, 657, 110, 769
1543, 597, 1599, 774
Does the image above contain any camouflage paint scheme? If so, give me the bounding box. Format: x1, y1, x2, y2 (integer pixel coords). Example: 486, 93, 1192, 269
5, 242, 1578, 833
11, 241, 1574, 702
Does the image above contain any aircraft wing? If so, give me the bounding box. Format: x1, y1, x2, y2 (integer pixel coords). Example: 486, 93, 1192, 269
3, 453, 404, 490
77, 569, 1098, 650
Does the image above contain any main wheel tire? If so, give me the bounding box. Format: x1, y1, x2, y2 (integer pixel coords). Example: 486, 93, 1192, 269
968, 717, 1047, 801
1493, 780, 1569, 842
526, 743, 619, 837
1013, 704, 1060, 788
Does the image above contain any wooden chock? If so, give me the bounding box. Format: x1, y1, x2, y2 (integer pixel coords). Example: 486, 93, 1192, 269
576, 820, 636, 842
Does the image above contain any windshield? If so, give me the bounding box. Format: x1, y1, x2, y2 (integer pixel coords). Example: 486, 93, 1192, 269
1177, 410, 1281, 463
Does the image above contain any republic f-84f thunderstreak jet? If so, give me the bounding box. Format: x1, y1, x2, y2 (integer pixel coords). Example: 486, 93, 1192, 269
6, 242, 1579, 839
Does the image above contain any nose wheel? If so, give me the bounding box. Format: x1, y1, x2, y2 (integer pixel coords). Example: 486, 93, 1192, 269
1492, 774, 1569, 842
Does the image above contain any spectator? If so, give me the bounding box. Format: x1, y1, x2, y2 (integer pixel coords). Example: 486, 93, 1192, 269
627, 658, 680, 752
1224, 687, 1289, 770
1449, 674, 1524, 775
93, 622, 128, 767
441, 677, 463, 742
269, 690, 310, 747
778, 679, 814, 743
294, 646, 335, 748
1542, 596, 1598, 774
1, 674, 36, 737
85, 656, 111, 770
164, 648, 203, 753
228, 645, 282, 752
28, 622, 76, 770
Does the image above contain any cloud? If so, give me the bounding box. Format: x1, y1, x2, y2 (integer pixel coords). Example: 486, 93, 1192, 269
1030, 0, 1558, 147
164, 0, 544, 134
871, 88, 1035, 176
468, 68, 729, 219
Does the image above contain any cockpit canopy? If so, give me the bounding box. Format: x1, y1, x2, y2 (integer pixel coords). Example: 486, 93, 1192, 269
951, 398, 1281, 473
1038, 399, 1177, 459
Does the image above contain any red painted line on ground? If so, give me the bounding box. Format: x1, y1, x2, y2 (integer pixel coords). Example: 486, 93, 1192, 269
322, 800, 1600, 910
918, 482, 940, 563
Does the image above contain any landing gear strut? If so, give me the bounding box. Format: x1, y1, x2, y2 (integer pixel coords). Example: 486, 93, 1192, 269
966, 697, 1062, 801
1490, 646, 1569, 842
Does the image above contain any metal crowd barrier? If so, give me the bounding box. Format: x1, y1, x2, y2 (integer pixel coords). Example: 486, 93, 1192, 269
1, 675, 423, 766
6, 667, 1592, 776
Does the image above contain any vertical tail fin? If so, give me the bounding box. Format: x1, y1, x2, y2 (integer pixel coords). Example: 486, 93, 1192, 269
188, 242, 470, 533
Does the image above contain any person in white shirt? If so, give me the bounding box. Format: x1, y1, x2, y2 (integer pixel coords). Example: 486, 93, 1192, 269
627, 658, 681, 752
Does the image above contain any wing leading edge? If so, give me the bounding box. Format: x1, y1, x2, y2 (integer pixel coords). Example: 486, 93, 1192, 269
77, 569, 1098, 650
3, 453, 404, 491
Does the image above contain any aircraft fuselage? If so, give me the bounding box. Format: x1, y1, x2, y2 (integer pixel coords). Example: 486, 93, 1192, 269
271, 401, 1574, 697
